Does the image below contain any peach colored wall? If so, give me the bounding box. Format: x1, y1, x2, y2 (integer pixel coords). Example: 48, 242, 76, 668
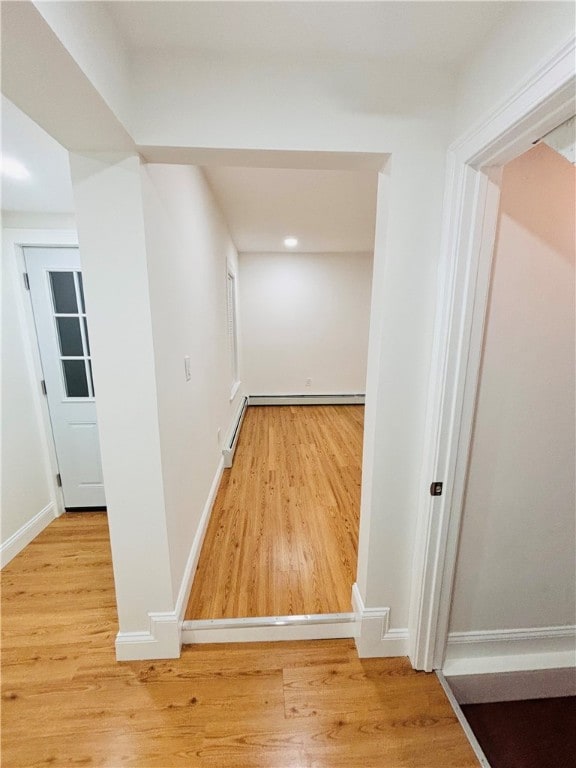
449, 144, 576, 633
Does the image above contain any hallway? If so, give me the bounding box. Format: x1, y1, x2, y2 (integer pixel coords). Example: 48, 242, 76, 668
185, 405, 363, 619
1, 512, 478, 767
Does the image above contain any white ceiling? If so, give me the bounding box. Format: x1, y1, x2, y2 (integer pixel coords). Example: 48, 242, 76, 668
107, 1, 510, 69
1, 0, 508, 245
1, 96, 75, 213
204, 167, 377, 253
1, 91, 376, 250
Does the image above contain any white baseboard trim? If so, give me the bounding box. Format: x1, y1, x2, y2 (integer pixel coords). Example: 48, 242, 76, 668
174, 457, 225, 624
248, 394, 365, 406
444, 625, 576, 676
182, 613, 357, 644
351, 583, 409, 657
445, 667, 576, 704
1, 502, 56, 568
116, 458, 225, 661
115, 611, 181, 661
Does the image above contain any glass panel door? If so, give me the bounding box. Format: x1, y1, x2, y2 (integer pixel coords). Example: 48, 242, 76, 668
49, 271, 94, 399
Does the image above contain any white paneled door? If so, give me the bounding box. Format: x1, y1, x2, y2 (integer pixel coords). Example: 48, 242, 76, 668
24, 247, 106, 508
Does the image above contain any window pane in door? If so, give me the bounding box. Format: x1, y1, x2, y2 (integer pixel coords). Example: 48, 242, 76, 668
50, 272, 78, 313
63, 360, 89, 397
56, 317, 84, 356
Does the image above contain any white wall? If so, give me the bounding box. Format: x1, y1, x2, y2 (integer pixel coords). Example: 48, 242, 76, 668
130, 52, 453, 638
1, 234, 52, 545
119, 47, 455, 639
70, 154, 244, 654
131, 54, 455, 153
129, 46, 455, 637
454, 1, 575, 138
357, 151, 446, 625
1, 2, 133, 154
0, 223, 77, 561
7, 1, 573, 659
239, 251, 372, 395
70, 153, 175, 639
2, 213, 76, 230
140, 163, 243, 598
34, 0, 133, 133
449, 144, 576, 636
2, 2, 455, 650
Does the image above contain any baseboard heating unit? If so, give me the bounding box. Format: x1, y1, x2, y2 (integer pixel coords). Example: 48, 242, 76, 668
248, 393, 365, 406
222, 395, 248, 468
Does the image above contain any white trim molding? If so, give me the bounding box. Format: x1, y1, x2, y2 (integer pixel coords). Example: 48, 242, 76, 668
457, 36, 576, 169
115, 457, 225, 661
408, 34, 576, 672
443, 625, 576, 676
3, 229, 79, 521
182, 613, 357, 644
0, 502, 56, 568
229, 380, 241, 402
352, 583, 408, 658
249, 394, 365, 406
174, 457, 225, 623
116, 611, 181, 661
444, 667, 576, 704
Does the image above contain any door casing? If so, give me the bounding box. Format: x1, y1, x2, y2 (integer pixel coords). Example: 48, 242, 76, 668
408, 36, 576, 671
24, 245, 105, 508
5, 228, 79, 517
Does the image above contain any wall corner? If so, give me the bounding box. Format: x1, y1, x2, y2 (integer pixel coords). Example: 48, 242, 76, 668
351, 583, 409, 658
115, 611, 181, 661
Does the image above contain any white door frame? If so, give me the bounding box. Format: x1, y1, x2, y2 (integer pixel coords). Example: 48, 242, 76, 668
4, 228, 79, 518
409, 37, 575, 671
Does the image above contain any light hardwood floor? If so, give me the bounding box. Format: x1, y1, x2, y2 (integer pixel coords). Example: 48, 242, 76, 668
186, 405, 363, 619
1, 513, 479, 767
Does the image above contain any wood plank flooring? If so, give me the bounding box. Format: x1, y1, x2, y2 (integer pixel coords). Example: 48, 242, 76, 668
186, 405, 364, 619
1, 513, 479, 767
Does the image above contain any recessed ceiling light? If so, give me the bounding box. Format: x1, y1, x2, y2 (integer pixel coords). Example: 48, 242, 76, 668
284, 236, 298, 248
0, 156, 30, 181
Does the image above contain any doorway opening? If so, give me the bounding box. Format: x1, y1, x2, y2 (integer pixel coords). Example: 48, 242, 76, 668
24, 246, 106, 510
439, 135, 576, 766
183, 163, 379, 633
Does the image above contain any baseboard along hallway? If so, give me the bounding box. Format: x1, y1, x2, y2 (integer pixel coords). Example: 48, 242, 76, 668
186, 405, 363, 619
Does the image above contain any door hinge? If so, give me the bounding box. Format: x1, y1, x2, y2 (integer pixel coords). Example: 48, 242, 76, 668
56, 473, 62, 488
430, 481, 443, 497
41, 379, 47, 396
23, 272, 30, 291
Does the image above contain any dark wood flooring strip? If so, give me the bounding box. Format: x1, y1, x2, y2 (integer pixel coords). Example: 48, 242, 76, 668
462, 697, 576, 768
